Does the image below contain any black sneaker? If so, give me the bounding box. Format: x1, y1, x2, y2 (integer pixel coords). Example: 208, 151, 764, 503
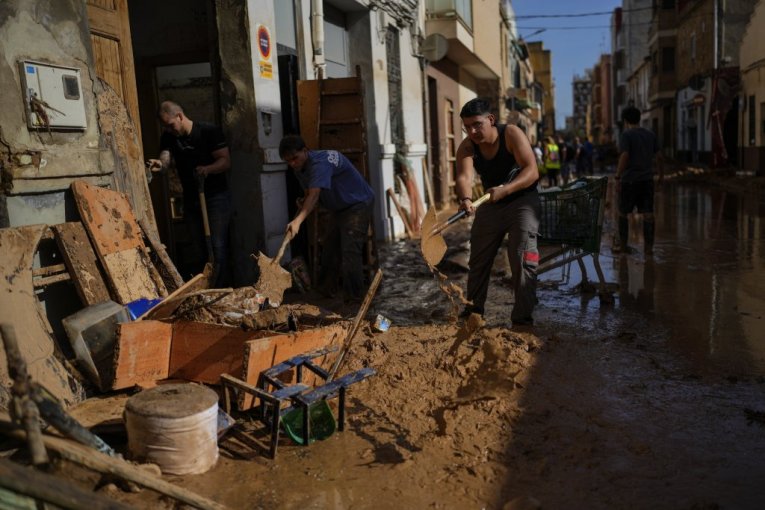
512, 317, 534, 326
459, 306, 484, 319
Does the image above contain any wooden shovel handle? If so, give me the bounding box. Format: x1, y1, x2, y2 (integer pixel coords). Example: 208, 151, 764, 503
430, 192, 491, 236
272, 232, 293, 265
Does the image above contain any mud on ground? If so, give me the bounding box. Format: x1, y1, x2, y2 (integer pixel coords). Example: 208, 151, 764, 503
76, 211, 765, 510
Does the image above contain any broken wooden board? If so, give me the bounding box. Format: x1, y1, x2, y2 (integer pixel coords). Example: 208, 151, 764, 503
103, 247, 166, 303
169, 322, 273, 384
240, 323, 347, 409
0, 225, 85, 408
111, 320, 172, 390
71, 180, 166, 304
138, 217, 184, 292
52, 222, 111, 306
139, 268, 210, 321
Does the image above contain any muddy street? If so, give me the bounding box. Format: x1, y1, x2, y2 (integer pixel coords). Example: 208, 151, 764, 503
111, 179, 763, 510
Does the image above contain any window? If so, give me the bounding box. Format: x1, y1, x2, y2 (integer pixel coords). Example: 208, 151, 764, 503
662, 0, 675, 8
661, 47, 675, 73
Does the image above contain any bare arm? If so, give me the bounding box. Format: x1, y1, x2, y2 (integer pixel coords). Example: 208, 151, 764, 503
455, 139, 476, 213
286, 187, 321, 237
196, 147, 231, 176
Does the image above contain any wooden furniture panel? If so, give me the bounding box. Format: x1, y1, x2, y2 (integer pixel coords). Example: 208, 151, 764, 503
52, 222, 111, 306
111, 320, 172, 390
71, 180, 142, 254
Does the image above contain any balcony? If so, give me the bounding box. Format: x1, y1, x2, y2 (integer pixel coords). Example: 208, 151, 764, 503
426, 0, 472, 30
426, 0, 499, 80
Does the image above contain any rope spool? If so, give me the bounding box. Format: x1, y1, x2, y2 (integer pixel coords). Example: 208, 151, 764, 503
125, 383, 219, 475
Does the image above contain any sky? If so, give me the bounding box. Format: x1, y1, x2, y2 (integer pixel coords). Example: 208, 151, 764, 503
511, 0, 622, 129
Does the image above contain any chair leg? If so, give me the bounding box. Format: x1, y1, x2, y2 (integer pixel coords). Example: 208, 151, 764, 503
338, 387, 346, 432
302, 403, 310, 446
270, 405, 280, 459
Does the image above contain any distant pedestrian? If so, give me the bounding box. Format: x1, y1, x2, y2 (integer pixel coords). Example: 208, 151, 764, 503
543, 136, 561, 187
533, 141, 544, 170
559, 134, 575, 184
582, 136, 594, 175
615, 106, 664, 255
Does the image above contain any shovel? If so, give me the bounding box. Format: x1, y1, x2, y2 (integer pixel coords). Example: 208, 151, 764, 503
196, 173, 215, 262
253, 232, 293, 306
420, 166, 520, 268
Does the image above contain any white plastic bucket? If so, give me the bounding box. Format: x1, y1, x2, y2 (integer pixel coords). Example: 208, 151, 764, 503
125, 383, 219, 475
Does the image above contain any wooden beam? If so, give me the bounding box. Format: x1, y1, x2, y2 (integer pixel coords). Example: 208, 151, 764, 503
0, 458, 133, 510
0, 423, 229, 510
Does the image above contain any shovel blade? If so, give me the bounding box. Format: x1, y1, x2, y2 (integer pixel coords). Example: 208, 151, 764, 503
255, 252, 292, 306
420, 207, 448, 267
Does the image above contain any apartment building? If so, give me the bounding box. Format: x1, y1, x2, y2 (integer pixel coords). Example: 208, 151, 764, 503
527, 41, 555, 138
647, 0, 678, 157
572, 71, 593, 139
739, 0, 765, 174
675, 0, 756, 165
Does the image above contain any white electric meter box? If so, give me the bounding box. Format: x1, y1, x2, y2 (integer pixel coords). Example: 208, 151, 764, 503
19, 61, 88, 130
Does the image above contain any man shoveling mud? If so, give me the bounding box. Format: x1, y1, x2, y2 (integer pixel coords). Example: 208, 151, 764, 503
279, 135, 374, 302
455, 99, 541, 326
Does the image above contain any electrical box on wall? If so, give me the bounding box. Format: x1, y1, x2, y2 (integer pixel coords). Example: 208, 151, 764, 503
19, 61, 88, 130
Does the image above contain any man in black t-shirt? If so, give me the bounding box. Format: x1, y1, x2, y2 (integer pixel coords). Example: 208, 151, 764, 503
614, 106, 663, 256
147, 101, 232, 285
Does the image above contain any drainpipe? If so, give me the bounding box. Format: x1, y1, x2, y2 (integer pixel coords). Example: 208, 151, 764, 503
311, 0, 326, 79
713, 0, 719, 70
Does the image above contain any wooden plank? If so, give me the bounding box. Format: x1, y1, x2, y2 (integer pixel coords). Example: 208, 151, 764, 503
0, 458, 133, 510
139, 218, 183, 291
72, 180, 164, 304
297, 80, 320, 148
169, 322, 275, 384
140, 269, 209, 320
52, 223, 112, 306
71, 180, 143, 254
32, 264, 67, 277
33, 273, 71, 288
111, 320, 172, 390
240, 323, 346, 409
102, 247, 166, 303
0, 225, 84, 407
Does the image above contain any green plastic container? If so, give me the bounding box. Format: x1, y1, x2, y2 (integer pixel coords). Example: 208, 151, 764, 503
281, 401, 336, 445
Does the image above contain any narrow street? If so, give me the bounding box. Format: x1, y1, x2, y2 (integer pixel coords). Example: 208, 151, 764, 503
109, 177, 763, 510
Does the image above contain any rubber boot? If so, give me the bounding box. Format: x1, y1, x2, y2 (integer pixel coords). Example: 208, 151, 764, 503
618, 215, 629, 252
644, 220, 655, 256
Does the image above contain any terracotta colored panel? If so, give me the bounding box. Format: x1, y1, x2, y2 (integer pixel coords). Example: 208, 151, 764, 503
52, 222, 111, 306
297, 80, 320, 149
71, 180, 143, 254
111, 320, 172, 390
240, 323, 346, 408
169, 322, 272, 384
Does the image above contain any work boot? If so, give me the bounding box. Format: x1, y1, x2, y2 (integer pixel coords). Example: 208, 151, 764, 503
459, 305, 484, 319
644, 220, 655, 256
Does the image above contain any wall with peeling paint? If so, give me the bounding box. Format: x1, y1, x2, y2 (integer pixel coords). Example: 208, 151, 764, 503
0, 0, 113, 228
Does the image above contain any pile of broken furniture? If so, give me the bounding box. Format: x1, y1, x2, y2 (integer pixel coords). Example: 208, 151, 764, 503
0, 180, 377, 509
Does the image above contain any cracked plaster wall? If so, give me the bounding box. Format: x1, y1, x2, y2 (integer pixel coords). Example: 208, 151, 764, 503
0, 0, 111, 228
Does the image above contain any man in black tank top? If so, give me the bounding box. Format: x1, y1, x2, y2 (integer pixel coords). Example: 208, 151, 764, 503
455, 98, 541, 326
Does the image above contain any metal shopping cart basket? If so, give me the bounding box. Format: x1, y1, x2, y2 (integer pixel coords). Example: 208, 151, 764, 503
538, 177, 611, 300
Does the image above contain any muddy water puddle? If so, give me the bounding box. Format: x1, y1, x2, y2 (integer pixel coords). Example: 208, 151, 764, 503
534, 182, 765, 376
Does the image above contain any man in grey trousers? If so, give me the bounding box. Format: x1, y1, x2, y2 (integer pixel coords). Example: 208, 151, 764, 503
455, 99, 541, 326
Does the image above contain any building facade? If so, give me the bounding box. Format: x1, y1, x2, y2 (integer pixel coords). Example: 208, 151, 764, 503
527, 41, 555, 138
572, 71, 593, 139
647, 0, 678, 157
739, 0, 765, 174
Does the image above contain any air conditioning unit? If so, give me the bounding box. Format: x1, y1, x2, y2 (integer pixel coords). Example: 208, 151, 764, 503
19, 60, 87, 130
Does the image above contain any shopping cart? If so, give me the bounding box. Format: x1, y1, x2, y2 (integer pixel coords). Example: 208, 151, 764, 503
538, 177, 611, 300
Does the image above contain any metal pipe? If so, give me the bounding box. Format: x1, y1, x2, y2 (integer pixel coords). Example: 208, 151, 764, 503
311, 0, 326, 79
